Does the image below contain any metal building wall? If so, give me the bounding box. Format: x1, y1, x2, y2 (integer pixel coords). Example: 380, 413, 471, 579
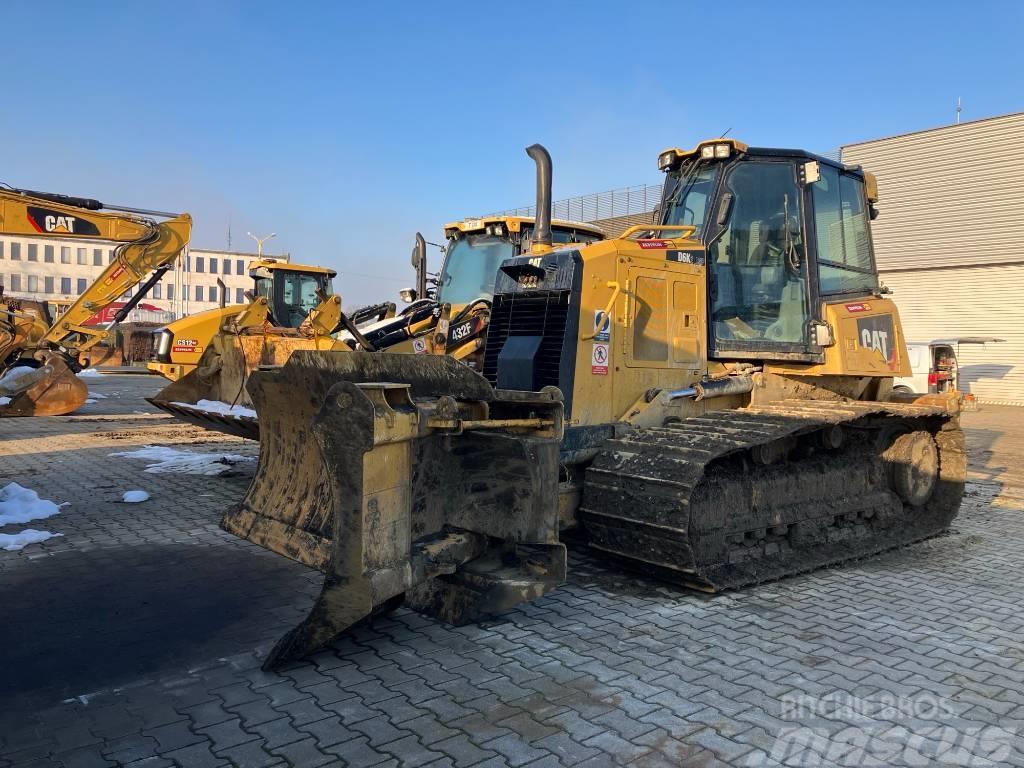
842, 112, 1024, 271
842, 113, 1024, 404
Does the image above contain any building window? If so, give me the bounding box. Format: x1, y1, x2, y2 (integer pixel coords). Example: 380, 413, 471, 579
208, 285, 217, 303
235, 287, 244, 304
195, 285, 203, 302
108, 250, 116, 264
60, 246, 71, 264
77, 247, 87, 265
222, 259, 231, 276
10, 274, 21, 291
77, 278, 87, 294
195, 257, 205, 273
93, 248, 103, 266
10, 243, 19, 261
43, 245, 54, 263
0, 240, 4, 259
60, 277, 71, 294
236, 259, 244, 275
43, 276, 54, 293
153, 283, 162, 299
210, 258, 218, 274
28, 244, 38, 262
27, 275, 39, 292
167, 284, 175, 301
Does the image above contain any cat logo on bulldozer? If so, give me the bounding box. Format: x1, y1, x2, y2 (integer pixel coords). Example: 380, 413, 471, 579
856, 315, 898, 369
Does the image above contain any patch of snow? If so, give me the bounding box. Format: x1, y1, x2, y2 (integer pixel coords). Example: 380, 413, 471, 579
76, 368, 104, 378
89, 391, 108, 399
110, 445, 255, 476
0, 529, 62, 551
171, 399, 257, 419
0, 365, 46, 395
0, 482, 65, 526
0, 396, 10, 406
122, 490, 150, 503
84, 399, 97, 404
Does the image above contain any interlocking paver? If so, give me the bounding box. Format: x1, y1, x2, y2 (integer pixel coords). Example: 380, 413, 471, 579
4, 379, 1024, 768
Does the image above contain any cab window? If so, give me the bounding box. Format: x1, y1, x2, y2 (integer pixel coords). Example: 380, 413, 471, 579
280, 274, 322, 327
708, 161, 809, 347
812, 166, 878, 295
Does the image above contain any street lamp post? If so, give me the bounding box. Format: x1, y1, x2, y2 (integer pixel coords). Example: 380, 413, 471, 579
247, 231, 277, 257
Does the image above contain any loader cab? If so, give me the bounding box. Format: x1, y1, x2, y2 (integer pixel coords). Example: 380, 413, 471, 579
437, 218, 603, 307
658, 141, 880, 364
249, 261, 337, 329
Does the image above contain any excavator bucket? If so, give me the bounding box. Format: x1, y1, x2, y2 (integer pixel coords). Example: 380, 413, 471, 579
224, 351, 565, 668
0, 352, 89, 417
148, 333, 335, 440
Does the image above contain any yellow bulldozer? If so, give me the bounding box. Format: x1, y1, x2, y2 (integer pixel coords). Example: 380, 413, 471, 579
147, 215, 603, 438
226, 140, 966, 669
0, 185, 191, 415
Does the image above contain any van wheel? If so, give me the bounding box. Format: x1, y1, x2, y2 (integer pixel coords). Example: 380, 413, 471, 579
893, 385, 914, 394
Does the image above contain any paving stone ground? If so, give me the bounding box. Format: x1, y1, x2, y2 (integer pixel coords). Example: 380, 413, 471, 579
2, 374, 1023, 767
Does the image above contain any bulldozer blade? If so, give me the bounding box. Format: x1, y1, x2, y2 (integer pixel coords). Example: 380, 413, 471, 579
227, 351, 565, 668
0, 354, 89, 416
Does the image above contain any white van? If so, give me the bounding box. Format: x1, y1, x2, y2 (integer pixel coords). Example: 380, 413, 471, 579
894, 337, 1004, 396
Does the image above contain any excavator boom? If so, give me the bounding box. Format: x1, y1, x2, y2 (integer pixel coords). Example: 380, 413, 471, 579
0, 186, 191, 415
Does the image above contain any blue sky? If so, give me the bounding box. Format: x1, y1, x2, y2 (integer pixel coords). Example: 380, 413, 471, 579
3, 1, 1022, 303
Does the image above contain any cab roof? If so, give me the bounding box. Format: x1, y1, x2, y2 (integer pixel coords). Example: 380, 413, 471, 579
656, 138, 877, 199
249, 258, 337, 278
444, 215, 605, 238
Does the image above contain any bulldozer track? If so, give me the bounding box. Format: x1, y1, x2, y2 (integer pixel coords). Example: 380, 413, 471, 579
579, 400, 966, 591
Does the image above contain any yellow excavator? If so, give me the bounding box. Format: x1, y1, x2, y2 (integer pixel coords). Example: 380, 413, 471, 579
228, 140, 965, 669
147, 259, 370, 382
147, 216, 603, 438
0, 186, 190, 415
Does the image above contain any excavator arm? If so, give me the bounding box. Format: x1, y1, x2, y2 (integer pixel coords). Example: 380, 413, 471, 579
0, 186, 191, 415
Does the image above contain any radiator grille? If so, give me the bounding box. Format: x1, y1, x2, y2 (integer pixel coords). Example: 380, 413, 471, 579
483, 290, 570, 390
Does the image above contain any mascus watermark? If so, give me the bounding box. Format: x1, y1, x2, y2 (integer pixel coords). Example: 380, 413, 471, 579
746, 725, 1017, 767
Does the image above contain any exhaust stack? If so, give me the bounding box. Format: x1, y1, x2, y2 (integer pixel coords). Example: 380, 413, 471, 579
525, 144, 553, 252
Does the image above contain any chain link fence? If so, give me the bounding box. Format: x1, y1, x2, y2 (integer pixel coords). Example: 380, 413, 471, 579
488, 182, 663, 223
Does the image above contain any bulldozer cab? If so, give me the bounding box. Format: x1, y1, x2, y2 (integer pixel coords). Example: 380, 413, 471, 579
249, 260, 337, 329
437, 218, 603, 307
658, 141, 882, 365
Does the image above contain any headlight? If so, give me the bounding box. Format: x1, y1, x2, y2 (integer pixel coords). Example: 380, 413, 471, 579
714, 143, 731, 158
658, 151, 676, 171
700, 145, 715, 160
153, 328, 173, 361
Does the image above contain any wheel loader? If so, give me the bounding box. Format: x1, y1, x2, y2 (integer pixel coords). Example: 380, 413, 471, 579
0, 186, 191, 415
147, 216, 603, 439
225, 141, 965, 669
147, 259, 363, 382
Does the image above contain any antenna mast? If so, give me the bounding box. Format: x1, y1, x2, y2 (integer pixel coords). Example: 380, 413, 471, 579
956, 96, 962, 124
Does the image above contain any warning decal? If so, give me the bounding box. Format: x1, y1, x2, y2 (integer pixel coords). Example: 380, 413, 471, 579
591, 342, 609, 375
412, 338, 427, 354
593, 310, 611, 342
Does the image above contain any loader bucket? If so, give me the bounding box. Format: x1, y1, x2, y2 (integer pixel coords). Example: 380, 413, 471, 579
148, 332, 341, 440
0, 353, 89, 416
226, 351, 566, 668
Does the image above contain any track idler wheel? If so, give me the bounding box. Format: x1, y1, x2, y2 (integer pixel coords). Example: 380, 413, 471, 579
885, 430, 940, 507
